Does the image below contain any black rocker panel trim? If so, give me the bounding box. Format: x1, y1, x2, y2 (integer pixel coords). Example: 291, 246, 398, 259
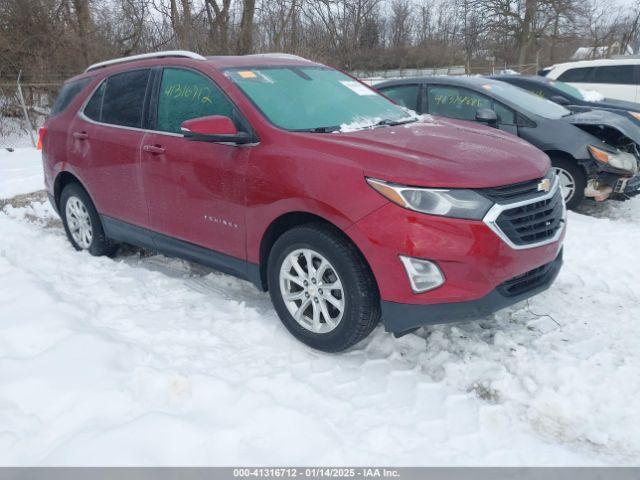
100, 215, 263, 289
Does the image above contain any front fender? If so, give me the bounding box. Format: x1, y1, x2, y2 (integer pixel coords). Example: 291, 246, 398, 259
518, 120, 601, 161
245, 196, 373, 264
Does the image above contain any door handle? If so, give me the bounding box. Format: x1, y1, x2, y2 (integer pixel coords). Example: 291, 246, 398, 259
73, 131, 89, 140
143, 144, 165, 155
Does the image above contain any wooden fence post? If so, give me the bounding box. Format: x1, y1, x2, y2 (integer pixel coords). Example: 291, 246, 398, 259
16, 71, 36, 148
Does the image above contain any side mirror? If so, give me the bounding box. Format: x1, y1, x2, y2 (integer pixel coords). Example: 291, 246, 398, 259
475, 108, 498, 127
181, 115, 250, 144
550, 95, 570, 106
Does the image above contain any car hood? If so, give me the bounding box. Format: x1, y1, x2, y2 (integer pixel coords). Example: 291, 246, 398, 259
594, 98, 640, 112
298, 116, 550, 189
563, 109, 640, 145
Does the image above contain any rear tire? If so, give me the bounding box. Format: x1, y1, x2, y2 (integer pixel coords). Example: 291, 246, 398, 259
267, 224, 380, 352
60, 183, 116, 256
550, 156, 586, 210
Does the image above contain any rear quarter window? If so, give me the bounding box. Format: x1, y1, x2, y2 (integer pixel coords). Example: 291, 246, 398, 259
591, 65, 636, 85
50, 77, 91, 116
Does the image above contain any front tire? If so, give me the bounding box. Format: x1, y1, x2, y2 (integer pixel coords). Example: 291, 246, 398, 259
60, 183, 116, 256
550, 156, 586, 210
267, 224, 380, 352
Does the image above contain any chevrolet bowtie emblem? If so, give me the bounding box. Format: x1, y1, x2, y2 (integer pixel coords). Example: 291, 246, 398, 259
537, 178, 551, 192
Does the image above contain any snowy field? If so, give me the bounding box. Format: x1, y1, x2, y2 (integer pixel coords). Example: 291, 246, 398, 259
1, 147, 639, 466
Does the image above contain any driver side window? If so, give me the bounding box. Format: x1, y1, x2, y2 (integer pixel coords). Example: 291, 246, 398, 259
426, 85, 516, 125
426, 86, 491, 121
156, 68, 235, 134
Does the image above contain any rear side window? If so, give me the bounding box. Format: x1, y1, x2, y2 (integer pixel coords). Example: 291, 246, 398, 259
591, 65, 636, 85
84, 81, 105, 121
557, 67, 594, 83
50, 78, 91, 116
156, 68, 234, 134
380, 85, 420, 111
101, 69, 151, 128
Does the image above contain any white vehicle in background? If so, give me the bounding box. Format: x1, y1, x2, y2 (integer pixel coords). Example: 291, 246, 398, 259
540, 58, 640, 102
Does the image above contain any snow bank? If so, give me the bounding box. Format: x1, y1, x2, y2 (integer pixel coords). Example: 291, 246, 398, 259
1, 148, 639, 465
0, 148, 43, 198
579, 88, 605, 102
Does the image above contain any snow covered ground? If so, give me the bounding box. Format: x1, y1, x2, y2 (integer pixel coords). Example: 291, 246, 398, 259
1, 147, 639, 466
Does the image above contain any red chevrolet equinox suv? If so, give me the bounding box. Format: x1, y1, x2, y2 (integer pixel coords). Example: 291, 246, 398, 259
41, 51, 566, 351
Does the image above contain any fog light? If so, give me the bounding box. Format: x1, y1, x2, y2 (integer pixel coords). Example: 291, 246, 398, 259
399, 256, 445, 293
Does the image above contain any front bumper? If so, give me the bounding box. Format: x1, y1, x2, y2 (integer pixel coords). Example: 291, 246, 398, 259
613, 172, 640, 197
590, 160, 640, 199
346, 180, 566, 333
381, 250, 563, 333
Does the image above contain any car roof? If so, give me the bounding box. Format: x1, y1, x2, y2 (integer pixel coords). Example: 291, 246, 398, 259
377, 75, 504, 89
490, 74, 552, 85
65, 52, 324, 84
545, 57, 640, 70
206, 53, 321, 69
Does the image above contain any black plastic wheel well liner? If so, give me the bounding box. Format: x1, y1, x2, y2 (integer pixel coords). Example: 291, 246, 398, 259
54, 171, 86, 209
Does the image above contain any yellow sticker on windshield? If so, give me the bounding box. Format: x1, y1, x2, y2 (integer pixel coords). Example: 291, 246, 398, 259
238, 70, 257, 79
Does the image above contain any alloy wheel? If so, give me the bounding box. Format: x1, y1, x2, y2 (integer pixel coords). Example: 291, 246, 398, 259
553, 167, 576, 203
65, 196, 93, 249
279, 248, 345, 334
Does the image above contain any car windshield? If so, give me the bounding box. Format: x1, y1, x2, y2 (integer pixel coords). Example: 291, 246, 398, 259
481, 81, 571, 119
548, 80, 584, 100
225, 66, 417, 132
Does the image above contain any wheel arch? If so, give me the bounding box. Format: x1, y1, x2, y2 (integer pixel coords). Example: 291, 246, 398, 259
257, 211, 376, 293
545, 149, 593, 173
53, 171, 90, 210
545, 149, 575, 162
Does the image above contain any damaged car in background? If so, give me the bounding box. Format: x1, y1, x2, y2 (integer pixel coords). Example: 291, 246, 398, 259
376, 76, 640, 209
489, 74, 640, 128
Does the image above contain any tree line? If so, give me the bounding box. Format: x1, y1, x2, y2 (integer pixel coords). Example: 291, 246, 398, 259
1, 0, 639, 84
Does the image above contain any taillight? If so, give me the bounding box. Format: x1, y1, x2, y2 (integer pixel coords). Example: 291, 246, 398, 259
37, 127, 46, 150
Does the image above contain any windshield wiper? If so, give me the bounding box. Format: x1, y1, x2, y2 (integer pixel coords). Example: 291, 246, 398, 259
295, 126, 341, 133
374, 118, 419, 127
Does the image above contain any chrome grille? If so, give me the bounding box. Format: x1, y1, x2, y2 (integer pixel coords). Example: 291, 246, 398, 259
495, 189, 564, 246
482, 176, 566, 249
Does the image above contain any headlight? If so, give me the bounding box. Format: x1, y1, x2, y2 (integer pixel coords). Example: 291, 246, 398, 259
588, 145, 638, 175
366, 178, 493, 220
628, 111, 640, 122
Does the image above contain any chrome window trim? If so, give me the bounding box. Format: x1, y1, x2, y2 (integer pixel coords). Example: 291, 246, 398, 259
78, 111, 182, 137
77, 111, 259, 146
482, 175, 567, 250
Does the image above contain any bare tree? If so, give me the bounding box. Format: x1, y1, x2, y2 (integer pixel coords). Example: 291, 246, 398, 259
307, 0, 384, 68
204, 0, 232, 53
260, 0, 303, 51
388, 0, 412, 49
71, 0, 95, 64
237, 0, 255, 54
